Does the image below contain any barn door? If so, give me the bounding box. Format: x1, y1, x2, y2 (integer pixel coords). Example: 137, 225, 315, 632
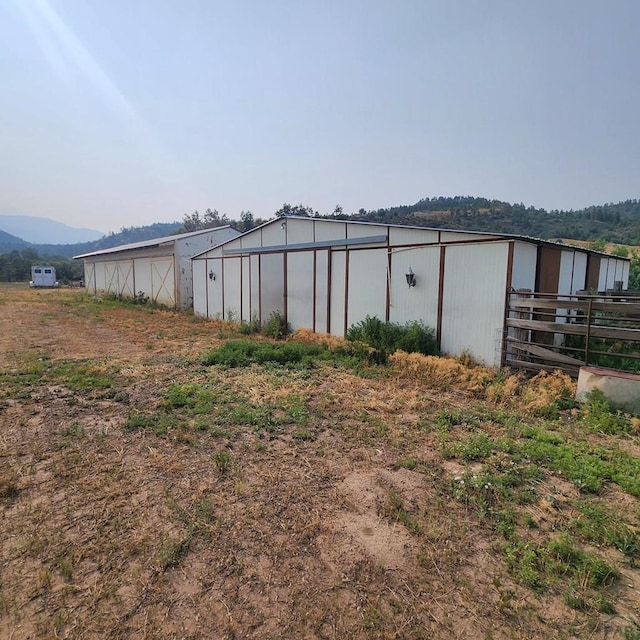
105, 262, 119, 294
84, 262, 95, 293
151, 258, 175, 307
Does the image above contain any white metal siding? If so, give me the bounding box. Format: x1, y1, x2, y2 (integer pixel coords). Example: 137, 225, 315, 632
314, 220, 346, 242
241, 257, 251, 322
223, 257, 242, 320
440, 231, 500, 243
192, 259, 208, 317
329, 251, 346, 336
511, 242, 537, 291
440, 243, 509, 365
315, 250, 329, 333
347, 248, 388, 328
207, 259, 223, 318
250, 255, 260, 322
558, 251, 575, 296
260, 253, 285, 322
286, 218, 315, 244
133, 258, 152, 302
389, 226, 438, 246
287, 251, 315, 329
571, 252, 588, 293
261, 223, 287, 247
347, 222, 386, 239
389, 246, 440, 329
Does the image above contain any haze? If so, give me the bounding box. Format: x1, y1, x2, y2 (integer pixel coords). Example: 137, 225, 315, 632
1, 0, 639, 234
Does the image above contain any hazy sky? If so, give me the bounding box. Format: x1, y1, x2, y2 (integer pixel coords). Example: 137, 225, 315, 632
1, 0, 639, 234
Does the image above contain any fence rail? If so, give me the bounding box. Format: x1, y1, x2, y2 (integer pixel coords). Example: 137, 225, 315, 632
503, 290, 640, 376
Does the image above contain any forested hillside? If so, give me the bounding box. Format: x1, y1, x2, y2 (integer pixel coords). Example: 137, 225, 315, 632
353, 197, 640, 244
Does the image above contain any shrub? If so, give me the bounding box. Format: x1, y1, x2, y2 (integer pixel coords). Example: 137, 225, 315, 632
346, 316, 438, 358
262, 311, 290, 339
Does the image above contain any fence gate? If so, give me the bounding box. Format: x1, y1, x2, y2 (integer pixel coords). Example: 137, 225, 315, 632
503, 289, 640, 376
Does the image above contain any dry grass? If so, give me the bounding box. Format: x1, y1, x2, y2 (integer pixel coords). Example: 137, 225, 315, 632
0, 286, 639, 639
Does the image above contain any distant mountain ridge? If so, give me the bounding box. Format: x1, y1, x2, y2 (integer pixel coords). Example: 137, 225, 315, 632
0, 221, 183, 257
0, 215, 104, 244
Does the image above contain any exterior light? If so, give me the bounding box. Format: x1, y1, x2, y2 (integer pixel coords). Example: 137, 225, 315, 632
405, 266, 416, 288
280, 221, 287, 230
209, 270, 216, 281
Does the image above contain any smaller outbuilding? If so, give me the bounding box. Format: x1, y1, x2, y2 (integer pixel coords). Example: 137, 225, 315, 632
75, 226, 240, 309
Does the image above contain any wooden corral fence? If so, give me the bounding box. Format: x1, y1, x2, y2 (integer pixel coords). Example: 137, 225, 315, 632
503, 290, 640, 376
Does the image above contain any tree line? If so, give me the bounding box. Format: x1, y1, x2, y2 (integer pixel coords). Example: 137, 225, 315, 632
0, 249, 83, 283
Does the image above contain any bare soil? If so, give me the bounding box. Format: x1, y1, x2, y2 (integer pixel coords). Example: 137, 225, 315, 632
0, 287, 638, 639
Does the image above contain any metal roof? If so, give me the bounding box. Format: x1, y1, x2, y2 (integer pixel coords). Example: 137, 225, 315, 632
191, 216, 629, 262
73, 226, 234, 260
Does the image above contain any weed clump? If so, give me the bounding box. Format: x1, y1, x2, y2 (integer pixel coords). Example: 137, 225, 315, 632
346, 316, 438, 360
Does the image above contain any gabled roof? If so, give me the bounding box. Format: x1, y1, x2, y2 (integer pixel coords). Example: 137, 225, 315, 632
73, 226, 234, 260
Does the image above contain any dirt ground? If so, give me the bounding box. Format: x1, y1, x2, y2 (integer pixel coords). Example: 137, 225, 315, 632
1, 286, 638, 639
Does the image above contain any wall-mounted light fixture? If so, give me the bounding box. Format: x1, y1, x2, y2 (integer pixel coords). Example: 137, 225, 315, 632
208, 270, 216, 281
405, 266, 416, 288
280, 221, 287, 230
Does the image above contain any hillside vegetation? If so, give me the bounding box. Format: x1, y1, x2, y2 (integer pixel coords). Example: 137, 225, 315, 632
1, 288, 639, 639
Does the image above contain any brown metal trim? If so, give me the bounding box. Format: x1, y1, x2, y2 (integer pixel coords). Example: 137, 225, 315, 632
343, 248, 350, 336
506, 240, 514, 290
501, 241, 516, 368
436, 246, 446, 347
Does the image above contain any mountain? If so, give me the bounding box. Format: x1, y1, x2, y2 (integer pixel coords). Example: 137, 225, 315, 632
0, 229, 29, 252
0, 215, 104, 244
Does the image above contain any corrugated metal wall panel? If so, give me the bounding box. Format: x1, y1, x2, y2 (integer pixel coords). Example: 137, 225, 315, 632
315, 250, 329, 333
511, 242, 537, 290
558, 251, 575, 295
313, 220, 345, 242
260, 253, 285, 322
192, 259, 208, 317
241, 256, 251, 322
329, 251, 346, 336
133, 258, 152, 302
440, 243, 509, 365
206, 258, 223, 318
389, 226, 438, 246
388, 246, 439, 329
598, 260, 610, 291
250, 255, 260, 321
347, 222, 386, 239
286, 218, 315, 244
222, 257, 241, 319
347, 248, 387, 328
571, 252, 587, 293
261, 223, 287, 247
287, 251, 315, 329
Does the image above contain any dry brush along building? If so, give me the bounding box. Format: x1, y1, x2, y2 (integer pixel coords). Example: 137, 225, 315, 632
192, 216, 629, 366
75, 226, 240, 309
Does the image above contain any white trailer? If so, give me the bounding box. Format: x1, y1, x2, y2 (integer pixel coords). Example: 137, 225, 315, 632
30, 266, 59, 288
